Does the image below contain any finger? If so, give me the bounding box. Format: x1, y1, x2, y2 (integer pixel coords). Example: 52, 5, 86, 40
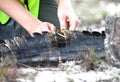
74, 19, 80, 30
47, 23, 56, 33
66, 19, 70, 30
35, 25, 50, 34
70, 19, 80, 31
69, 20, 76, 31
41, 27, 51, 33
31, 26, 42, 37
59, 17, 68, 30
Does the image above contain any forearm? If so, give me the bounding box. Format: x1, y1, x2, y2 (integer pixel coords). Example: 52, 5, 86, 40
0, 0, 41, 34
55, 0, 71, 5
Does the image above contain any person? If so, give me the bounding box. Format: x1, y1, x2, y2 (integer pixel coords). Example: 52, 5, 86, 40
0, 0, 80, 39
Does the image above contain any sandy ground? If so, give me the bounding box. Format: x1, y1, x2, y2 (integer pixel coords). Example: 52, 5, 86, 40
16, 61, 120, 82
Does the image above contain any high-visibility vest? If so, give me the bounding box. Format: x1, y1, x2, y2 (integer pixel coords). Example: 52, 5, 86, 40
0, 0, 40, 24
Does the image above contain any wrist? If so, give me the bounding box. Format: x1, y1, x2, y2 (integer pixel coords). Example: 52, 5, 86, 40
57, 0, 70, 5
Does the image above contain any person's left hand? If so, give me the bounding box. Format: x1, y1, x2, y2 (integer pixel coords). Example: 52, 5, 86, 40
57, 0, 80, 30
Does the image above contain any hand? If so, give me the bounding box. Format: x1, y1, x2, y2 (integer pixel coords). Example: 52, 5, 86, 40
0, 0, 56, 37
57, 0, 80, 30
30, 22, 56, 37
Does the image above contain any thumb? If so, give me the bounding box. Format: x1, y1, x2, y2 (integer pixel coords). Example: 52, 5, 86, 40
47, 23, 56, 33
59, 17, 68, 30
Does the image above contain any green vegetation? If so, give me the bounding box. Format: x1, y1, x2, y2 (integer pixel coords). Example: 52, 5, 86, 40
85, 46, 104, 63
67, 78, 74, 82
0, 54, 17, 81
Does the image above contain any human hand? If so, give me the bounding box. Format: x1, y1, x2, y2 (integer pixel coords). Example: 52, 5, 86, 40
0, 0, 56, 37
57, 0, 80, 30
29, 22, 56, 37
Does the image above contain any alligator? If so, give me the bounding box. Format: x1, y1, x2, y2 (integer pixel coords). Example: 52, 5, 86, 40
0, 29, 105, 65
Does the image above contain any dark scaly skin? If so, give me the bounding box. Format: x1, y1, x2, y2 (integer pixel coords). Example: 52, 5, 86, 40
0, 30, 105, 63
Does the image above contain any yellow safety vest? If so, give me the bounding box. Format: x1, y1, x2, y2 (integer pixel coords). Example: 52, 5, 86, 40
0, 0, 40, 24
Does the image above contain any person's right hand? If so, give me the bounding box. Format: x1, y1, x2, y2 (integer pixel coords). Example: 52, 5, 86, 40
29, 22, 56, 37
